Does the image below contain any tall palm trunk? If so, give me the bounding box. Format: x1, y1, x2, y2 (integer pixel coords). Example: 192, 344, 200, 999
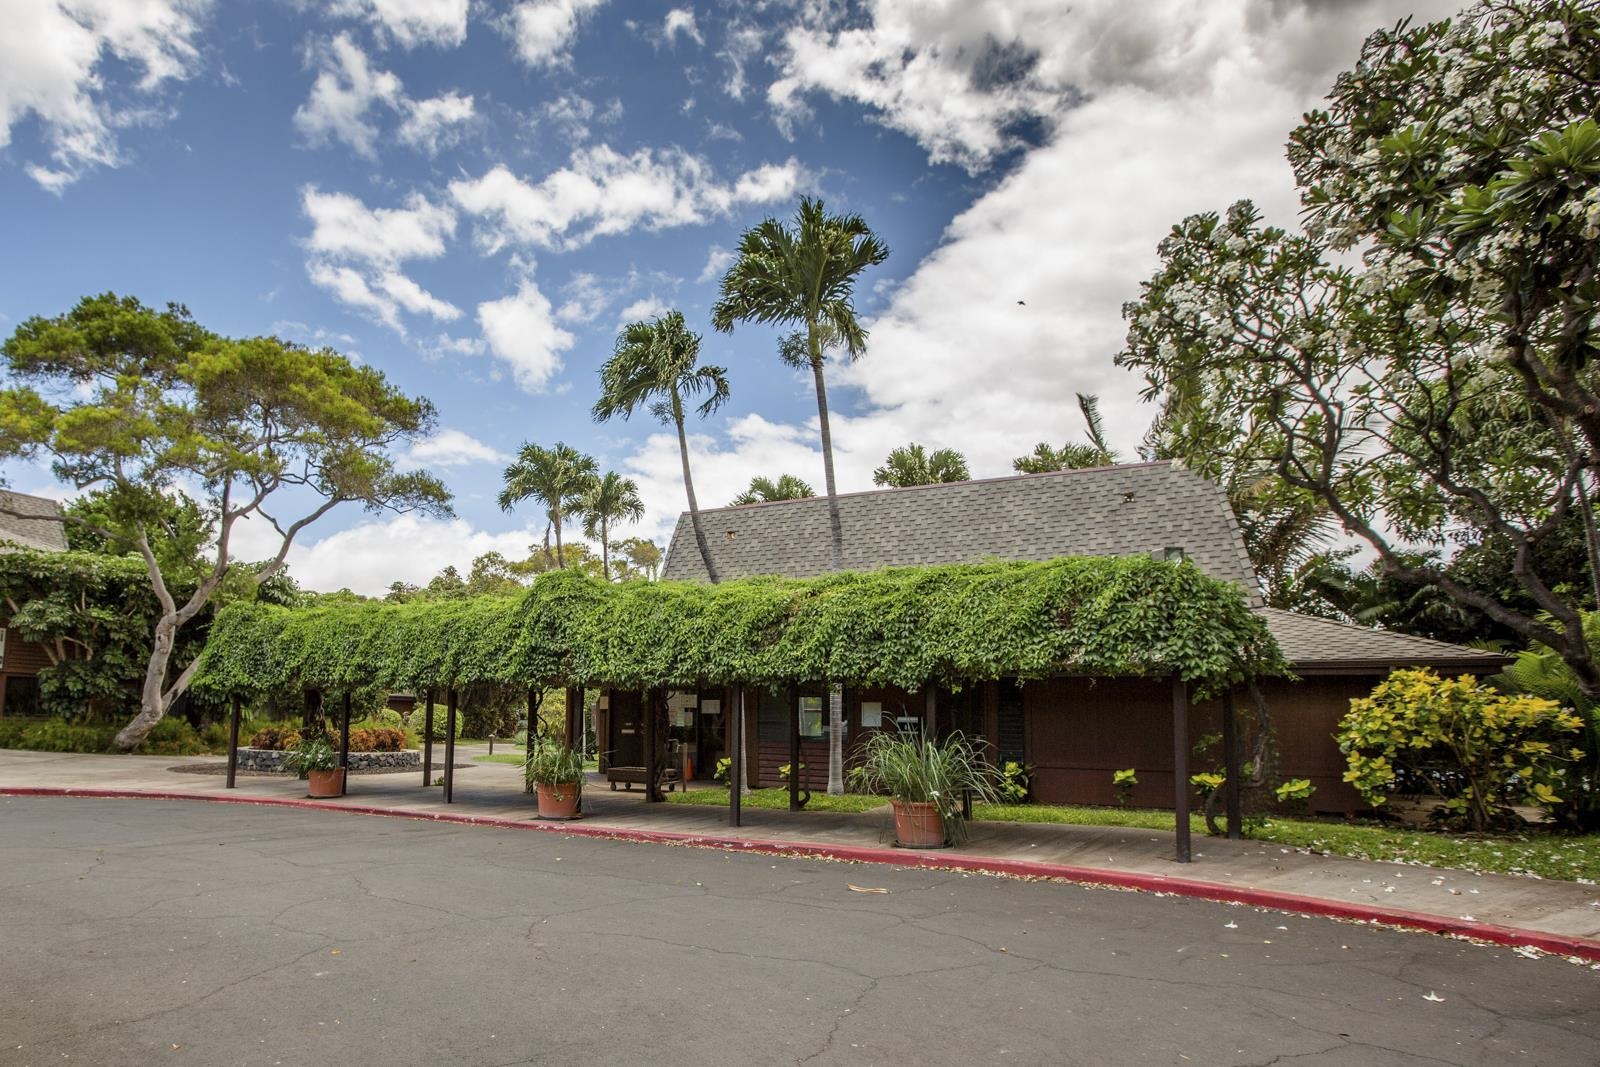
807, 327, 846, 793
808, 334, 845, 572
600, 516, 610, 581
552, 506, 565, 567
673, 392, 720, 583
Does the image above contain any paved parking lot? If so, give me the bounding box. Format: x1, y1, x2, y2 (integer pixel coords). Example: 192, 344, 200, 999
2, 796, 1596, 1066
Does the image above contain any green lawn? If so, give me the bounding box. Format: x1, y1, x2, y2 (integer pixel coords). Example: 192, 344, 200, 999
474, 752, 527, 764
667, 787, 891, 814
670, 792, 1599, 882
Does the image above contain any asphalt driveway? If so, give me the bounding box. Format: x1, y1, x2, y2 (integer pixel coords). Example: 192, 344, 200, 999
1, 796, 1595, 1066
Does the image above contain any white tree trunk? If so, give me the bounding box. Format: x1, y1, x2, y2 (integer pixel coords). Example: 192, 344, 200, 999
827, 683, 844, 795
113, 615, 180, 751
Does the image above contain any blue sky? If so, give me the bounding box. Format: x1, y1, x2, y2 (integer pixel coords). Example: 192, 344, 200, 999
0, 0, 1458, 593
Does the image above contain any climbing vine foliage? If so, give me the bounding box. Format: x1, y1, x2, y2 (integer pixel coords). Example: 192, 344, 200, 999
195, 557, 1284, 697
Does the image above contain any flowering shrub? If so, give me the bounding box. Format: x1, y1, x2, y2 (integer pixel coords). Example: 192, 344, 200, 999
1338, 668, 1584, 830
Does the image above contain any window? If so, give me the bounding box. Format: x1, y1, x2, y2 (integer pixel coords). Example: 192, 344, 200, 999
798, 696, 824, 739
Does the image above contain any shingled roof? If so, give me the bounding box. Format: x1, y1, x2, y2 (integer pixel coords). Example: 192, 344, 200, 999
660, 461, 1504, 674
662, 461, 1263, 603
0, 490, 68, 553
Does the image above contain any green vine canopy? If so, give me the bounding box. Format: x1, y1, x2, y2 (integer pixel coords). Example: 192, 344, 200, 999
193, 557, 1286, 698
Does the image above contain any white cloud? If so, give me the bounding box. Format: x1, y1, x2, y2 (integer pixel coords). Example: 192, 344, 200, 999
554, 271, 610, 324
696, 244, 734, 284
717, 20, 764, 101
403, 428, 509, 468
0, 0, 208, 191
504, 0, 606, 68
331, 0, 471, 49
284, 514, 538, 595
295, 33, 474, 158
397, 89, 475, 154
294, 32, 403, 158
450, 147, 806, 253
663, 8, 703, 47
614, 295, 670, 329
626, 0, 1465, 537
301, 185, 459, 333
477, 279, 575, 392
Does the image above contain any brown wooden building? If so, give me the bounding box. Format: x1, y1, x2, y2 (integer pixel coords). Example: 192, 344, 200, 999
0, 489, 71, 717
621, 462, 1504, 813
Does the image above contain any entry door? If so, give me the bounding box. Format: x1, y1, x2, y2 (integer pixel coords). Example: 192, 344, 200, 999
609, 690, 644, 766
696, 690, 725, 776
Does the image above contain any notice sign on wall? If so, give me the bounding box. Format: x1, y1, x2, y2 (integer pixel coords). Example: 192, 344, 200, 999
859, 701, 882, 728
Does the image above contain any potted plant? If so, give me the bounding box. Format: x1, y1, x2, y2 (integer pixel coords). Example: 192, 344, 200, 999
849, 730, 997, 848
282, 736, 343, 798
526, 738, 584, 819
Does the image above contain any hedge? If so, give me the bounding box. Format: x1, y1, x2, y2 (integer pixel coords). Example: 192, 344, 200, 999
192, 557, 1285, 696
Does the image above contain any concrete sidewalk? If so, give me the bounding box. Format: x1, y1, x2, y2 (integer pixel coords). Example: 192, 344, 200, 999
5, 747, 1600, 955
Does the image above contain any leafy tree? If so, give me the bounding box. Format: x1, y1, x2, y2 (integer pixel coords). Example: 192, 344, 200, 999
593, 311, 728, 582
425, 565, 468, 600
729, 473, 815, 506
712, 196, 890, 574
873, 443, 970, 487
613, 536, 662, 580
0, 294, 450, 749
1118, 2, 1600, 694
497, 442, 597, 569
466, 551, 536, 596
0, 549, 183, 721
64, 487, 215, 582
1012, 395, 1120, 474
579, 471, 645, 581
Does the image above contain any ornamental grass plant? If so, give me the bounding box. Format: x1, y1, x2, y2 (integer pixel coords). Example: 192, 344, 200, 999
524, 737, 585, 789
849, 730, 999, 842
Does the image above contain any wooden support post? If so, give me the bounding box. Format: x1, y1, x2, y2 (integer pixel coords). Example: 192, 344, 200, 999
565, 686, 580, 748
1172, 674, 1191, 863
526, 687, 540, 744
339, 691, 352, 797
728, 687, 743, 828
423, 689, 435, 787
924, 685, 937, 737
789, 685, 801, 812
225, 696, 242, 789
643, 688, 660, 803
1222, 689, 1243, 840
444, 688, 458, 803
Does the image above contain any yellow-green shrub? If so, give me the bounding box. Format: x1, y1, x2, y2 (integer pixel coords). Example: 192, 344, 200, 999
1338, 668, 1585, 830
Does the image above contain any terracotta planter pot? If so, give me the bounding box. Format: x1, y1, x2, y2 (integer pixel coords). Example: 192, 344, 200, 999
306, 768, 345, 798
892, 800, 947, 848
536, 780, 581, 820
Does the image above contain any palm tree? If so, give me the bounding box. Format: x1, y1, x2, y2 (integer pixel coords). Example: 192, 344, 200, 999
580, 471, 645, 581
1012, 394, 1120, 473
872, 443, 970, 487
730, 473, 814, 506
712, 196, 890, 572
498, 442, 598, 568
593, 310, 730, 582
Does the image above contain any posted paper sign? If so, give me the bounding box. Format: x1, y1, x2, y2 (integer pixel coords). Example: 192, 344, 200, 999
860, 701, 882, 728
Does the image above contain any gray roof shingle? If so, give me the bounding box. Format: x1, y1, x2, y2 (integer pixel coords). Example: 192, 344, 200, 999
1259, 608, 1506, 673
0, 490, 68, 552
660, 460, 1502, 673
662, 461, 1263, 602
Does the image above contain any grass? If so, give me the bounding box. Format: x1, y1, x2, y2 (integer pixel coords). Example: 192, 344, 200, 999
972, 802, 1600, 882
670, 791, 1599, 882
474, 752, 528, 764
667, 787, 891, 814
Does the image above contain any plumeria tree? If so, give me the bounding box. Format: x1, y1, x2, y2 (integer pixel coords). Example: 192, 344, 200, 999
1119, 1, 1600, 700
0, 294, 450, 748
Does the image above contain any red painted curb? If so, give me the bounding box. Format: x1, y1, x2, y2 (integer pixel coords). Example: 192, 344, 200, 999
7, 785, 1600, 962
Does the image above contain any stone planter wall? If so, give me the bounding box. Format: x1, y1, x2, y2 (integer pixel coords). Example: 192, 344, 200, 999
235, 747, 421, 773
